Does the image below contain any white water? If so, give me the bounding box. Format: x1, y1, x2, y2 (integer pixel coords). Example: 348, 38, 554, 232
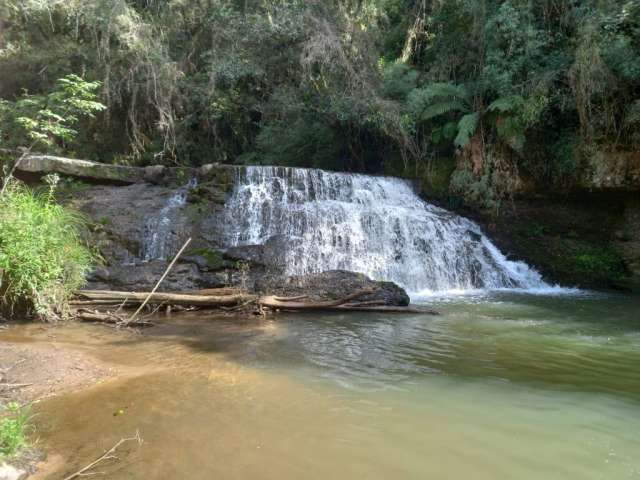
224, 166, 553, 294
141, 178, 196, 261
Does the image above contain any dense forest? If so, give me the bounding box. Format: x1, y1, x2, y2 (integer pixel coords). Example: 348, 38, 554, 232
1, 0, 639, 209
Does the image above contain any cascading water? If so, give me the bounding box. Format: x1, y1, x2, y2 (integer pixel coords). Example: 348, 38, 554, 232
224, 166, 551, 295
140, 178, 197, 262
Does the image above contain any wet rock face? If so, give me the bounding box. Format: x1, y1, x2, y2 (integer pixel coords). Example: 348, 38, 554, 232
63, 168, 235, 292
581, 150, 640, 191
86, 262, 228, 292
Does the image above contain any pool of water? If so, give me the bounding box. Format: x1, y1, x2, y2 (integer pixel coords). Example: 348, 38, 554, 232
22, 292, 640, 479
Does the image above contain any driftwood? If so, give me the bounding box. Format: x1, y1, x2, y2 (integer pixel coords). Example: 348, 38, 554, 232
73, 286, 435, 317
186, 288, 244, 296
258, 288, 436, 314
76, 291, 257, 307
258, 289, 376, 310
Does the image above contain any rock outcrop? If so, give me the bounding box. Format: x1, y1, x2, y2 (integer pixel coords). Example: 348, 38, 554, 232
261, 270, 411, 306
17, 155, 150, 184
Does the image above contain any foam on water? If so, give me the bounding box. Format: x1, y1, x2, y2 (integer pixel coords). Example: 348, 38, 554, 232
224, 166, 570, 295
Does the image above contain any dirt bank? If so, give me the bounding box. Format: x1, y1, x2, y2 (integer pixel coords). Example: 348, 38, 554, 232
0, 322, 134, 479
0, 340, 116, 405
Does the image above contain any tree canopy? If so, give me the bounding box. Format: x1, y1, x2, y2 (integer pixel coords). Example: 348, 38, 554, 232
1, 0, 638, 208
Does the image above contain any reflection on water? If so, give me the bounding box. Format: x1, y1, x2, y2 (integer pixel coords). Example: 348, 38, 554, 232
15, 292, 640, 479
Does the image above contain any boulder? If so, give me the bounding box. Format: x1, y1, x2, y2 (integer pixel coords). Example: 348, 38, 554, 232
262, 270, 410, 306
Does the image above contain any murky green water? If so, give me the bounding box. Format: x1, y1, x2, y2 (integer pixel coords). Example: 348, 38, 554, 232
24, 292, 640, 478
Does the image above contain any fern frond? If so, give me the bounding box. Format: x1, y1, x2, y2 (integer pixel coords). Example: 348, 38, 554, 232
454, 112, 479, 148
487, 95, 525, 113
421, 82, 468, 102
419, 101, 466, 121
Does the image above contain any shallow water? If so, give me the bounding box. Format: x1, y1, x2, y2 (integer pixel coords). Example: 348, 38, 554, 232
14, 292, 640, 479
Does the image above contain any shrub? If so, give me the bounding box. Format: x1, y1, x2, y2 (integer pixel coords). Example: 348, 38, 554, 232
0, 176, 96, 320
0, 402, 31, 459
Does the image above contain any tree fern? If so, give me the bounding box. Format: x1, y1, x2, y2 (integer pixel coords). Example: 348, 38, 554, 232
454, 113, 479, 148
418, 100, 466, 121
487, 95, 525, 113
419, 82, 469, 102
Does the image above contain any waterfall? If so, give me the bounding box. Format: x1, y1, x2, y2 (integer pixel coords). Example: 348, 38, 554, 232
140, 178, 196, 262
224, 166, 550, 294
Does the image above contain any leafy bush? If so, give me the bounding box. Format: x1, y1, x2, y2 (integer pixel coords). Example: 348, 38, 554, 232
0, 74, 105, 153
0, 176, 96, 320
573, 247, 625, 281
0, 402, 31, 459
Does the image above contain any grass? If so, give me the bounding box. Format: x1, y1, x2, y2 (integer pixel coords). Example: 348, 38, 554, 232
0, 402, 31, 459
0, 176, 97, 320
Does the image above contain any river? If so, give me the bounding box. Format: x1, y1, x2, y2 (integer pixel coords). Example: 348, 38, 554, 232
14, 290, 640, 479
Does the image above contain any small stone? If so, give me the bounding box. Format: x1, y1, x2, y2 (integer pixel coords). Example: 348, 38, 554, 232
0, 463, 26, 480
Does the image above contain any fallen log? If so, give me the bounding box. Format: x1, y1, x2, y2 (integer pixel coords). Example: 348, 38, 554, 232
189, 288, 245, 296
75, 291, 257, 307
69, 300, 125, 306
258, 289, 376, 310
78, 288, 244, 297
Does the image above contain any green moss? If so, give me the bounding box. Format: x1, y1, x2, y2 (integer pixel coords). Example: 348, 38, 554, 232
186, 182, 230, 206
187, 248, 225, 270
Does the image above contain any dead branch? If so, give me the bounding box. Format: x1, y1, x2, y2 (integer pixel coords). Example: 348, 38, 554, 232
272, 294, 309, 302
62, 430, 143, 480
75, 309, 152, 327
69, 300, 125, 306
187, 288, 245, 296
0, 382, 33, 390
127, 237, 192, 324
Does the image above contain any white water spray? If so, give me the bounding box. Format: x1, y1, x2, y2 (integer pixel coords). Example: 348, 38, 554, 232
224, 166, 551, 294
140, 178, 196, 261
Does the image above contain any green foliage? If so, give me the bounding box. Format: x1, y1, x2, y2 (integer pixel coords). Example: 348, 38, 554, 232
0, 402, 31, 459
454, 113, 479, 149
0, 75, 105, 152
0, 177, 96, 320
1, 0, 638, 209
